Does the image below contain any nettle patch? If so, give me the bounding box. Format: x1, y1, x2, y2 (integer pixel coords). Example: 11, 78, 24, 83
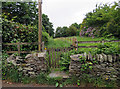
78, 55, 98, 72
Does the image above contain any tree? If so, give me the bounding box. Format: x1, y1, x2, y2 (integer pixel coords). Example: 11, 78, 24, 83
42, 14, 54, 37
2, 2, 55, 37
71, 23, 81, 29
66, 25, 78, 36
2, 2, 38, 25
55, 26, 68, 37
83, 1, 120, 38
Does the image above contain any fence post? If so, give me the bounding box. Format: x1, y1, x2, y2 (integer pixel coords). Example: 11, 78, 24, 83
75, 38, 78, 51
47, 49, 50, 67
72, 38, 75, 47
41, 41, 45, 52
102, 39, 104, 45
17, 42, 20, 55
70, 38, 71, 44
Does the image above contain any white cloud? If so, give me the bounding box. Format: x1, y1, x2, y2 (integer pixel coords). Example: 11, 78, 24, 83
42, 0, 119, 29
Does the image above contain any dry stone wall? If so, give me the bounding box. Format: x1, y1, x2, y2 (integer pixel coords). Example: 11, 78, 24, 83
69, 53, 120, 81
7, 52, 48, 77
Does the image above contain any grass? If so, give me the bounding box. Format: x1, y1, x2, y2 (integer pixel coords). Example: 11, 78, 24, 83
76, 36, 118, 41
46, 37, 71, 48
46, 36, 119, 53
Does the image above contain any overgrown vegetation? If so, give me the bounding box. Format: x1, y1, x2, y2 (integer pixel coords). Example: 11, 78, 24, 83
2, 2, 54, 37
93, 42, 120, 55
59, 49, 83, 71
80, 1, 120, 38
2, 13, 50, 52
55, 23, 81, 38
2, 1, 120, 88
2, 51, 118, 87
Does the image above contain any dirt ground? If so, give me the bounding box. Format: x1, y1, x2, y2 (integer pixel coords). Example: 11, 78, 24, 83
2, 80, 79, 87
2, 80, 56, 87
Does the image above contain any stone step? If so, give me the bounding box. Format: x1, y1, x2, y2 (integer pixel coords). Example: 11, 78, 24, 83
48, 70, 69, 79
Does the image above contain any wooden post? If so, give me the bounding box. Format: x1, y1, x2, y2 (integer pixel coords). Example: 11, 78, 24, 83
54, 49, 56, 68
41, 41, 44, 52
102, 39, 104, 45
17, 42, 20, 55
38, 0, 42, 52
48, 49, 51, 67
75, 38, 78, 51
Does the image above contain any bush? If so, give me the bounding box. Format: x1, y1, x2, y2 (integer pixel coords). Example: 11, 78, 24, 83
94, 43, 119, 55
2, 13, 50, 52
80, 2, 120, 38
59, 49, 84, 71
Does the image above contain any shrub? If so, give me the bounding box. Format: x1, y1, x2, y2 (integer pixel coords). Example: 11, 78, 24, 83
59, 49, 84, 71
2, 13, 50, 52
94, 43, 119, 55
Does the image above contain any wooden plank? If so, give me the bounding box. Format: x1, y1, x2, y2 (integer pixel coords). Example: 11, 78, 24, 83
54, 49, 56, 68
57, 49, 59, 68
3, 42, 40, 45
6, 50, 41, 54
48, 50, 51, 67
78, 46, 97, 48
17, 42, 20, 55
51, 48, 54, 68
6, 51, 32, 53
77, 40, 120, 44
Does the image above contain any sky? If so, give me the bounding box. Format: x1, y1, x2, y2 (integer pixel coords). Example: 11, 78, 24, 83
42, 0, 119, 29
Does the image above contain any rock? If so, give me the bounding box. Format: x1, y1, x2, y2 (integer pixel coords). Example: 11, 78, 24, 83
6, 52, 48, 77
18, 67, 23, 71
106, 67, 116, 72
107, 55, 113, 63
96, 54, 100, 62
83, 52, 87, 59
88, 52, 93, 61
110, 78, 117, 81
28, 72, 35, 75
76, 74, 80, 77
112, 75, 117, 78
101, 63, 106, 68
38, 52, 46, 58
24, 67, 34, 71
25, 54, 32, 59
70, 54, 81, 61
99, 54, 104, 63
102, 53, 107, 62
16, 56, 22, 60
48, 71, 69, 78
95, 65, 101, 69
118, 54, 120, 61
112, 55, 116, 62
7, 54, 16, 63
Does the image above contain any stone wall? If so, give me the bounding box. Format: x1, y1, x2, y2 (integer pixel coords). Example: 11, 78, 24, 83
69, 53, 120, 81
7, 52, 48, 77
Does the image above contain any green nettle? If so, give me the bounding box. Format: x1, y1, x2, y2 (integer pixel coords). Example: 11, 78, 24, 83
59, 50, 84, 71
78, 56, 93, 72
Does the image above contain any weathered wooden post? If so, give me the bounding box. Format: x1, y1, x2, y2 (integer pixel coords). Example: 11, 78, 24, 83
102, 39, 104, 45
17, 42, 20, 55
75, 38, 78, 51
41, 41, 44, 52
38, 0, 42, 52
